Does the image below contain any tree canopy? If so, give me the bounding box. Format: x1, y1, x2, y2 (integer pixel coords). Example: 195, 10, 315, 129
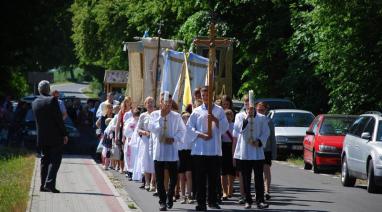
0, 0, 76, 97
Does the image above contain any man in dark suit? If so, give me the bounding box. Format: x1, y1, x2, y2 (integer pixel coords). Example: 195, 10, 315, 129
32, 80, 68, 193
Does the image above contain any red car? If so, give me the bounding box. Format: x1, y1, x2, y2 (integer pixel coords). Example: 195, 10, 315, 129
303, 114, 357, 173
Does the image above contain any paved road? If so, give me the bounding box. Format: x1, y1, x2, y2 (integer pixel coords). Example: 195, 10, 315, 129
105, 161, 382, 212
51, 82, 89, 99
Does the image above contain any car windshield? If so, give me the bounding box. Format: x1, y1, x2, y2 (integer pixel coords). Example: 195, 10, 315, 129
376, 121, 382, 142
319, 116, 357, 136
273, 112, 314, 127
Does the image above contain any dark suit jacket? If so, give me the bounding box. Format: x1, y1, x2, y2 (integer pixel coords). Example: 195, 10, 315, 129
32, 95, 68, 147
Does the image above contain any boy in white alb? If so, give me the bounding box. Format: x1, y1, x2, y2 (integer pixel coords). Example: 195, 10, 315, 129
148, 92, 186, 211
233, 92, 270, 209
186, 86, 229, 211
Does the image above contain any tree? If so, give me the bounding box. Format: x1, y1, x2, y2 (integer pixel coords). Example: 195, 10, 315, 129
310, 0, 382, 113
284, 1, 329, 113
0, 0, 76, 97
71, 0, 207, 70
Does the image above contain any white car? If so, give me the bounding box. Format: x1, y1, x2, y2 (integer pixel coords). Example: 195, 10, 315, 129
268, 109, 315, 158
341, 113, 382, 193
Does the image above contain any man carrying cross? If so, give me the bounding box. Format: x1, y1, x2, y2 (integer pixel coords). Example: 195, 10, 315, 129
186, 86, 229, 211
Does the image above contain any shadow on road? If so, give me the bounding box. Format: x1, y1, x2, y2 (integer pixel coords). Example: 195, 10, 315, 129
266, 184, 333, 208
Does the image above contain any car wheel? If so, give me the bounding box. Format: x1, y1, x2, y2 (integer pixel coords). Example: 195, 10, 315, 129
313, 150, 320, 173
367, 160, 378, 193
341, 155, 356, 187
304, 161, 312, 170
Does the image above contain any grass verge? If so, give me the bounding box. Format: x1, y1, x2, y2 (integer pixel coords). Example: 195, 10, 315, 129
82, 78, 102, 99
286, 155, 304, 167
0, 147, 35, 212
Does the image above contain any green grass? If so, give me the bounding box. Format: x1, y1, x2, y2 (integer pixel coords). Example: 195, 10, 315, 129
128, 203, 137, 209
0, 147, 35, 212
53, 68, 85, 83
286, 155, 304, 167
53, 70, 71, 83
82, 78, 102, 98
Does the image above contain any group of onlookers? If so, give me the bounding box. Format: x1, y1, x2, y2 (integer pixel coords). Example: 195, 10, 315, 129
95, 86, 277, 211
0, 91, 102, 147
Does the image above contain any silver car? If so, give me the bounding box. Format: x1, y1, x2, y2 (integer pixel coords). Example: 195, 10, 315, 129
341, 114, 382, 193
268, 109, 315, 158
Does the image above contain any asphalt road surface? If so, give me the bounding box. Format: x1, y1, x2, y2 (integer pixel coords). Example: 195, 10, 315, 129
51, 82, 89, 99
106, 161, 382, 212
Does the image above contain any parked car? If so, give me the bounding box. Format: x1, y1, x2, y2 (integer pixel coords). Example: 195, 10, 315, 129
268, 109, 315, 158
303, 114, 358, 173
255, 98, 296, 110
21, 96, 80, 148
232, 99, 244, 114
232, 98, 296, 114
341, 114, 382, 193
22, 111, 80, 148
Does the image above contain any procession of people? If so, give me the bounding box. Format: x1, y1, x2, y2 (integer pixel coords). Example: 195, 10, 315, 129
93, 86, 276, 211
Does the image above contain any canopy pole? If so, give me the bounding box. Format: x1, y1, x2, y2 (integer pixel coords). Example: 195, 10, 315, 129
207, 20, 216, 137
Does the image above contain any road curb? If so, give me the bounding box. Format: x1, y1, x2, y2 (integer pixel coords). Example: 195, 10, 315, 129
25, 156, 38, 212
92, 160, 141, 212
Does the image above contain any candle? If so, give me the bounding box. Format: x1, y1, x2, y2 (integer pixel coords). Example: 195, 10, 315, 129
249, 90, 254, 107
164, 91, 170, 102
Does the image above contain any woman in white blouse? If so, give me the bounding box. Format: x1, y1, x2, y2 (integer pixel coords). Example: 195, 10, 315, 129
136, 97, 156, 191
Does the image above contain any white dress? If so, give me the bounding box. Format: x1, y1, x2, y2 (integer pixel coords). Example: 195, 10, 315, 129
137, 112, 155, 173
123, 117, 138, 173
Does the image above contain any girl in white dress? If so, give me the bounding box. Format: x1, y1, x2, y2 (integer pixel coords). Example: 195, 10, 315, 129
123, 109, 140, 180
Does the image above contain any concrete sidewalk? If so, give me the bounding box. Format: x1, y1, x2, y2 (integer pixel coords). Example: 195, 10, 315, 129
28, 155, 135, 212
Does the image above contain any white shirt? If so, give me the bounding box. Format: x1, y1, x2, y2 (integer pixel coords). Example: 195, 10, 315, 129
110, 113, 118, 131
123, 110, 132, 122
124, 117, 138, 139
178, 120, 193, 150
148, 110, 186, 161
104, 117, 115, 136
137, 112, 151, 132
186, 104, 229, 156
222, 122, 234, 143
233, 111, 270, 160
119, 110, 132, 137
